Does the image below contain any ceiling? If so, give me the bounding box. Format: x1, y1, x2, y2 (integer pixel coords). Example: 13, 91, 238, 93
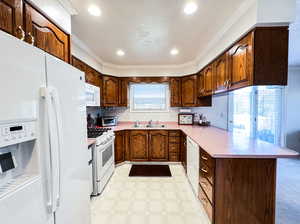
70, 0, 249, 67
288, 0, 300, 66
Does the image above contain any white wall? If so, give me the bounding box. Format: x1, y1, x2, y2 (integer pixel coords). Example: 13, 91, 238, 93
27, 0, 72, 33
284, 67, 300, 152
100, 94, 229, 130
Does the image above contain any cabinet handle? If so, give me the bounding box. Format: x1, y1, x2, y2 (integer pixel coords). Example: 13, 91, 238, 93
201, 168, 208, 174
16, 26, 25, 41
201, 156, 208, 161
27, 32, 35, 45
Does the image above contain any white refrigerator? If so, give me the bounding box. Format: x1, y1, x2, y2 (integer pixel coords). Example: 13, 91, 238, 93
0, 31, 91, 224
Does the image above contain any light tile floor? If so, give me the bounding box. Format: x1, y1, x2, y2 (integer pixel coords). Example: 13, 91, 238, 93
91, 164, 211, 224
91, 159, 300, 224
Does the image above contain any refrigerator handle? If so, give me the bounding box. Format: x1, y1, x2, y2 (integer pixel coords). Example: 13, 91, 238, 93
40, 86, 60, 213
50, 87, 63, 209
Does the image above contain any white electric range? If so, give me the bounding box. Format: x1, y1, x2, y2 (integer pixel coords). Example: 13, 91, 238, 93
88, 128, 115, 196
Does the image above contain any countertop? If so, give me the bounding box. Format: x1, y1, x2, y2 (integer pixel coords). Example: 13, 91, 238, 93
87, 138, 96, 147
112, 122, 299, 159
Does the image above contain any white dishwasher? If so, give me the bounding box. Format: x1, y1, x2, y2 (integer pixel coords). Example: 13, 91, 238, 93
187, 136, 199, 196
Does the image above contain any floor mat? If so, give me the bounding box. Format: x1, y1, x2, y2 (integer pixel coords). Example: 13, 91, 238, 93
129, 164, 172, 177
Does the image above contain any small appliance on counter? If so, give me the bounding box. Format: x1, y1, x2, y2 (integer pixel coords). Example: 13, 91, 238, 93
101, 116, 118, 127
178, 113, 194, 125
198, 114, 211, 126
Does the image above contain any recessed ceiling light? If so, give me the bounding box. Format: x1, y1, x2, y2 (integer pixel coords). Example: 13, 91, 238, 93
170, 48, 179, 55
184, 2, 198, 15
88, 5, 101, 16
116, 49, 125, 56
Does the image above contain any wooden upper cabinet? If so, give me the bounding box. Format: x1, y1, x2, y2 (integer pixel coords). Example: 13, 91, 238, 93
203, 65, 213, 96
228, 33, 253, 90
181, 75, 198, 107
118, 78, 128, 107
149, 130, 168, 161
114, 131, 125, 164
86, 67, 101, 87
198, 72, 205, 97
170, 77, 182, 107
130, 130, 149, 161
71, 56, 86, 72
102, 75, 119, 106
213, 52, 229, 94
0, 0, 23, 38
24, 2, 70, 63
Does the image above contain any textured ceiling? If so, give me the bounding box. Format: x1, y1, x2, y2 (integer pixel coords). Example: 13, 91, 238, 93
71, 0, 248, 66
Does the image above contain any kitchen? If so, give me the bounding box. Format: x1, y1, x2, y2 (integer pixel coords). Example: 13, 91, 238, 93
0, 0, 300, 224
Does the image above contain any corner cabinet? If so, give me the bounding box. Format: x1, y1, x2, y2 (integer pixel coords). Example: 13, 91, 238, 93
181, 75, 198, 107
102, 76, 119, 107
149, 130, 169, 161
202, 64, 213, 96
0, 0, 23, 38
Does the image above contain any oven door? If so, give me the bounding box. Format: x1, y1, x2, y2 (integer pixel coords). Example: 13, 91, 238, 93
96, 138, 115, 180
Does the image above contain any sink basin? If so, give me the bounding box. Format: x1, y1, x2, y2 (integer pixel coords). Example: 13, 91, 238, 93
133, 124, 166, 128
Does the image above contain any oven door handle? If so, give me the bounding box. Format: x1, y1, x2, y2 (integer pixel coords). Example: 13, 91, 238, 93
96, 137, 115, 149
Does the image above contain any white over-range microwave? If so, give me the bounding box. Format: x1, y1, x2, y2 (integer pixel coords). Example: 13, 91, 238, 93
85, 83, 100, 106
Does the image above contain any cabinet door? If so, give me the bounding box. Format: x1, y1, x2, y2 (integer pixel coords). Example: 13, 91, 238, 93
198, 72, 205, 97
102, 75, 119, 106
203, 65, 213, 96
149, 130, 168, 161
213, 52, 229, 94
0, 0, 23, 38
115, 131, 125, 164
118, 78, 128, 107
86, 67, 101, 87
170, 78, 182, 107
24, 3, 70, 63
130, 131, 148, 161
228, 33, 253, 90
181, 75, 198, 107
181, 133, 187, 173
71, 56, 86, 72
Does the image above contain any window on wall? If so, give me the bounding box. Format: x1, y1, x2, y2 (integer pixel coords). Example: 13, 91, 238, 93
130, 83, 169, 112
228, 86, 284, 145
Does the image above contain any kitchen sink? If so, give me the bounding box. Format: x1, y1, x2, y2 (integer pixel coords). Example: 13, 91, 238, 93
133, 124, 166, 128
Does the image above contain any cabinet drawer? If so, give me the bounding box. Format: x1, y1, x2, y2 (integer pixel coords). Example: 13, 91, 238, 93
169, 153, 179, 162
169, 131, 181, 137
199, 176, 213, 203
169, 136, 180, 143
200, 163, 214, 185
169, 143, 180, 153
200, 148, 215, 169
198, 185, 213, 221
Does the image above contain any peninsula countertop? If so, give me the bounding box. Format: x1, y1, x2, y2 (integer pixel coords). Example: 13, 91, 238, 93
112, 122, 299, 159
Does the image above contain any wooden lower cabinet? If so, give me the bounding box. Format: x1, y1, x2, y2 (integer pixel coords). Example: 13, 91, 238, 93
129, 130, 149, 161
149, 130, 169, 161
114, 131, 125, 164
198, 149, 277, 224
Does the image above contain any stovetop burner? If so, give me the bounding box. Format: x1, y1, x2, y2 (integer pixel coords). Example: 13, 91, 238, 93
87, 127, 111, 138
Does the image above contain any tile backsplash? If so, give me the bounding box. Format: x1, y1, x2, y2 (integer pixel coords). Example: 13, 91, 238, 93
96, 94, 229, 130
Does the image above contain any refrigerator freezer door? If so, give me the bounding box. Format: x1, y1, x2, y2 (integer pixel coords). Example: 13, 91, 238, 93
0, 31, 51, 223
45, 55, 91, 224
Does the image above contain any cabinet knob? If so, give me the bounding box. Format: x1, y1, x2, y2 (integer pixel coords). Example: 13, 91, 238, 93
27, 32, 35, 45
16, 26, 25, 41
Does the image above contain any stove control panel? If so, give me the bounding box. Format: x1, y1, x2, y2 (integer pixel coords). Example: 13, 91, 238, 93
0, 120, 36, 148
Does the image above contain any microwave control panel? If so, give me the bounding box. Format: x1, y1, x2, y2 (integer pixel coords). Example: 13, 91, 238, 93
0, 121, 36, 148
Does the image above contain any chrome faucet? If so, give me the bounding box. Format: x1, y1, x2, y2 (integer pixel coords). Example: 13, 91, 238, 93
134, 120, 140, 127
148, 120, 153, 127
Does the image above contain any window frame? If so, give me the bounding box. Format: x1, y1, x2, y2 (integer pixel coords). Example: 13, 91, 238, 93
129, 82, 170, 113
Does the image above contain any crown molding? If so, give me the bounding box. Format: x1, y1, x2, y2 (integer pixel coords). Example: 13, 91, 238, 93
57, 0, 78, 15
71, 0, 295, 77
